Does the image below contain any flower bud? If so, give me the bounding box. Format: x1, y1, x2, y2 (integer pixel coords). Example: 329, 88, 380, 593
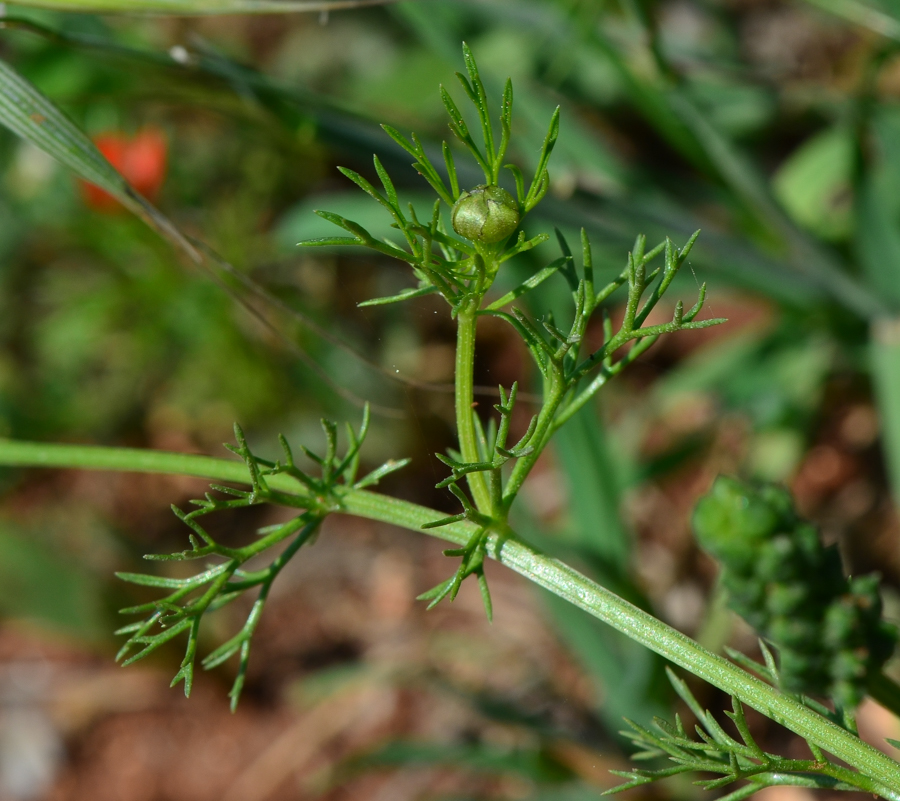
451, 185, 519, 244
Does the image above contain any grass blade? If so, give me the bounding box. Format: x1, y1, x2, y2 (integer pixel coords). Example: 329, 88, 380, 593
3, 0, 393, 14
871, 322, 900, 509
804, 0, 900, 41
0, 57, 199, 261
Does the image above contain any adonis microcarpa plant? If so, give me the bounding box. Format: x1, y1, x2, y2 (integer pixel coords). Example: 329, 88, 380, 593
1, 41, 900, 800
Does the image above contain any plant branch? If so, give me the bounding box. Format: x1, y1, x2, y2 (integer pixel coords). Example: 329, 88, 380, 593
1, 438, 899, 795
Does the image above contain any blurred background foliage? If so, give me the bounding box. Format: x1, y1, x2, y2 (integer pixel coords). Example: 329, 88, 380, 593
2, 1, 900, 799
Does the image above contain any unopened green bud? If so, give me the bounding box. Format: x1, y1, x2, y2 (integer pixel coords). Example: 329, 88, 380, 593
451, 185, 519, 244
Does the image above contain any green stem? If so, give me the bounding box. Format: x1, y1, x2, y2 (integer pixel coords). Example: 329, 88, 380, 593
239, 513, 312, 560
502, 367, 565, 506
320, 493, 900, 797
2, 438, 900, 795
746, 771, 872, 794
455, 304, 492, 513
552, 336, 658, 432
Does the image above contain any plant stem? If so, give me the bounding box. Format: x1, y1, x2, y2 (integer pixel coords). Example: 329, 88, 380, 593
502, 367, 565, 507
2, 438, 900, 795
347, 494, 900, 798
455, 303, 492, 513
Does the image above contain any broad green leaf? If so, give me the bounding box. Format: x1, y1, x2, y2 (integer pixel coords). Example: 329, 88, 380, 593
686, 78, 775, 139
5, 0, 390, 14
276, 191, 436, 252
773, 127, 854, 241
664, 89, 880, 318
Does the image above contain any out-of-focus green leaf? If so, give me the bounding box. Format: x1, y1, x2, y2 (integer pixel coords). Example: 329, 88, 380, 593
554, 408, 629, 570
276, 190, 437, 252
4, 0, 391, 15
656, 327, 832, 427
648, 325, 833, 482
525, 788, 604, 801
0, 59, 126, 195
804, 0, 900, 41
856, 106, 900, 511
773, 127, 854, 241
360, 741, 574, 783
0, 523, 106, 641
871, 321, 900, 509
686, 78, 776, 140
855, 107, 900, 309
665, 89, 880, 319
